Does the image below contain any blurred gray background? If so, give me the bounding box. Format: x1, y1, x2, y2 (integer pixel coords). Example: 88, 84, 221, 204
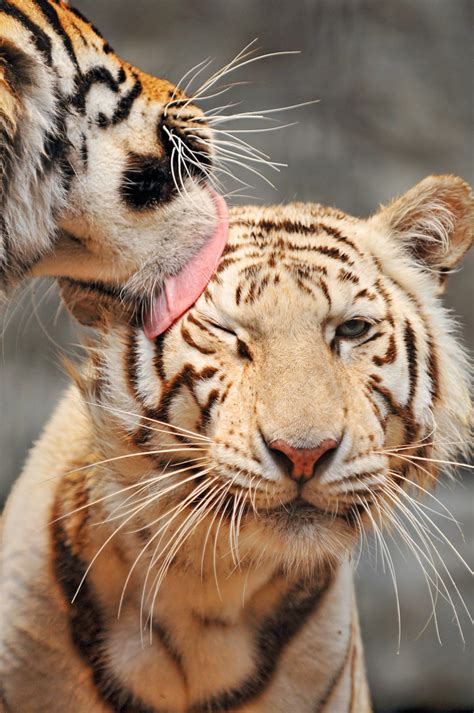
1, 1, 472, 710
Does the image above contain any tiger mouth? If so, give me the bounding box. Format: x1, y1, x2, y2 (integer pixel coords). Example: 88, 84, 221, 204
267, 497, 337, 518
263, 497, 363, 526
143, 187, 229, 339
38, 185, 229, 333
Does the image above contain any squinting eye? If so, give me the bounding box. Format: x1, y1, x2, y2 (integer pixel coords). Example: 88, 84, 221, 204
336, 319, 371, 339
208, 321, 236, 337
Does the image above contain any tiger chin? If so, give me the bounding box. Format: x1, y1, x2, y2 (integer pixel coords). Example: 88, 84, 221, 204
1, 175, 472, 712
0, 0, 224, 330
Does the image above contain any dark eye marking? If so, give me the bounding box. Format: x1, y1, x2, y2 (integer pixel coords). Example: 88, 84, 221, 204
206, 321, 236, 336
237, 339, 253, 361
204, 321, 252, 360
361, 330, 385, 347
121, 153, 174, 210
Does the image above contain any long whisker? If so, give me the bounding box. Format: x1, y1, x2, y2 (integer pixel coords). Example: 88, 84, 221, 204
50, 460, 206, 526
180, 57, 214, 97
64, 447, 207, 477
192, 135, 286, 170
383, 480, 470, 620
99, 466, 211, 528
387, 471, 464, 531
376, 497, 444, 644
206, 99, 320, 125
212, 492, 231, 601
174, 39, 259, 111
374, 438, 466, 454
381, 483, 470, 638
85, 401, 211, 442
383, 451, 473, 470
116, 468, 217, 621
200, 484, 233, 580
359, 495, 402, 652
180, 49, 301, 114
165, 58, 212, 114
388, 481, 472, 576
209, 122, 299, 134
144, 477, 225, 634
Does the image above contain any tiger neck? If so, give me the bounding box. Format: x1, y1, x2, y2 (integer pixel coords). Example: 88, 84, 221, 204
53, 466, 370, 711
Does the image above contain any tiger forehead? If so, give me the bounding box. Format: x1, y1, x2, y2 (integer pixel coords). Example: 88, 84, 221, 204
198, 204, 384, 321
214, 204, 373, 280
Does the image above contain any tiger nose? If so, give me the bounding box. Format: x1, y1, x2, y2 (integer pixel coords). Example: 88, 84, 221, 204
269, 439, 339, 483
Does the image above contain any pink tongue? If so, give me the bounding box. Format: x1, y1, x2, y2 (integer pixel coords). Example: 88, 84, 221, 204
143, 191, 229, 339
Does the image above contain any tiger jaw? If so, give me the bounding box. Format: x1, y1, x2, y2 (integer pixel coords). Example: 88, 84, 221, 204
33, 179, 223, 321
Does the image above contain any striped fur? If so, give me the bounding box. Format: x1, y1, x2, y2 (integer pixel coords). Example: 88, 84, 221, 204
1, 176, 472, 711
0, 0, 218, 311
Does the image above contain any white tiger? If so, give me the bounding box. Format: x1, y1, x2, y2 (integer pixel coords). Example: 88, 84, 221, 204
1, 174, 472, 712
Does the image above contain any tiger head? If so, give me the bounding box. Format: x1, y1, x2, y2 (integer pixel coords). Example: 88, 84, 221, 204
81, 174, 472, 577
0, 0, 225, 329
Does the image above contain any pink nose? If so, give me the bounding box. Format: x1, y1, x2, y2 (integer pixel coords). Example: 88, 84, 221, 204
269, 439, 338, 483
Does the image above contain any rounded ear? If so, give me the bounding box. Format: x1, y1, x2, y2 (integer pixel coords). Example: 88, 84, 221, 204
373, 175, 473, 285
58, 278, 138, 329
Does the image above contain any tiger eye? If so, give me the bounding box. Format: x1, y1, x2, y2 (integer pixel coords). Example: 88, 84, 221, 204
336, 320, 371, 339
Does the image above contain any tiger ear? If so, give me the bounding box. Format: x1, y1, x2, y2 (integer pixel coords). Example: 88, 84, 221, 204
58, 278, 137, 330
373, 175, 473, 284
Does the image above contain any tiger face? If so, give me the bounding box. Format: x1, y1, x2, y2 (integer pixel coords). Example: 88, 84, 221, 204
0, 0, 223, 325
85, 175, 472, 576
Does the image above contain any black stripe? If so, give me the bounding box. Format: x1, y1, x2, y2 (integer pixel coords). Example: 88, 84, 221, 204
71, 65, 119, 113
362, 330, 385, 348
338, 268, 359, 285
190, 574, 332, 712
32, 0, 80, 72
40, 97, 73, 185
317, 277, 332, 306
0, 1, 53, 64
112, 78, 142, 124
52, 507, 166, 713
199, 389, 219, 429
181, 324, 216, 356
80, 133, 88, 166
0, 214, 11, 282
234, 218, 361, 254
403, 319, 418, 405
154, 332, 167, 380
312, 245, 354, 266
148, 362, 218, 437
69, 4, 106, 41
427, 337, 440, 402
125, 329, 141, 400
369, 381, 401, 418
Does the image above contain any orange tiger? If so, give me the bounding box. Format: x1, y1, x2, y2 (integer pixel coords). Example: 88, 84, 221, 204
0, 0, 229, 335
1, 175, 471, 712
